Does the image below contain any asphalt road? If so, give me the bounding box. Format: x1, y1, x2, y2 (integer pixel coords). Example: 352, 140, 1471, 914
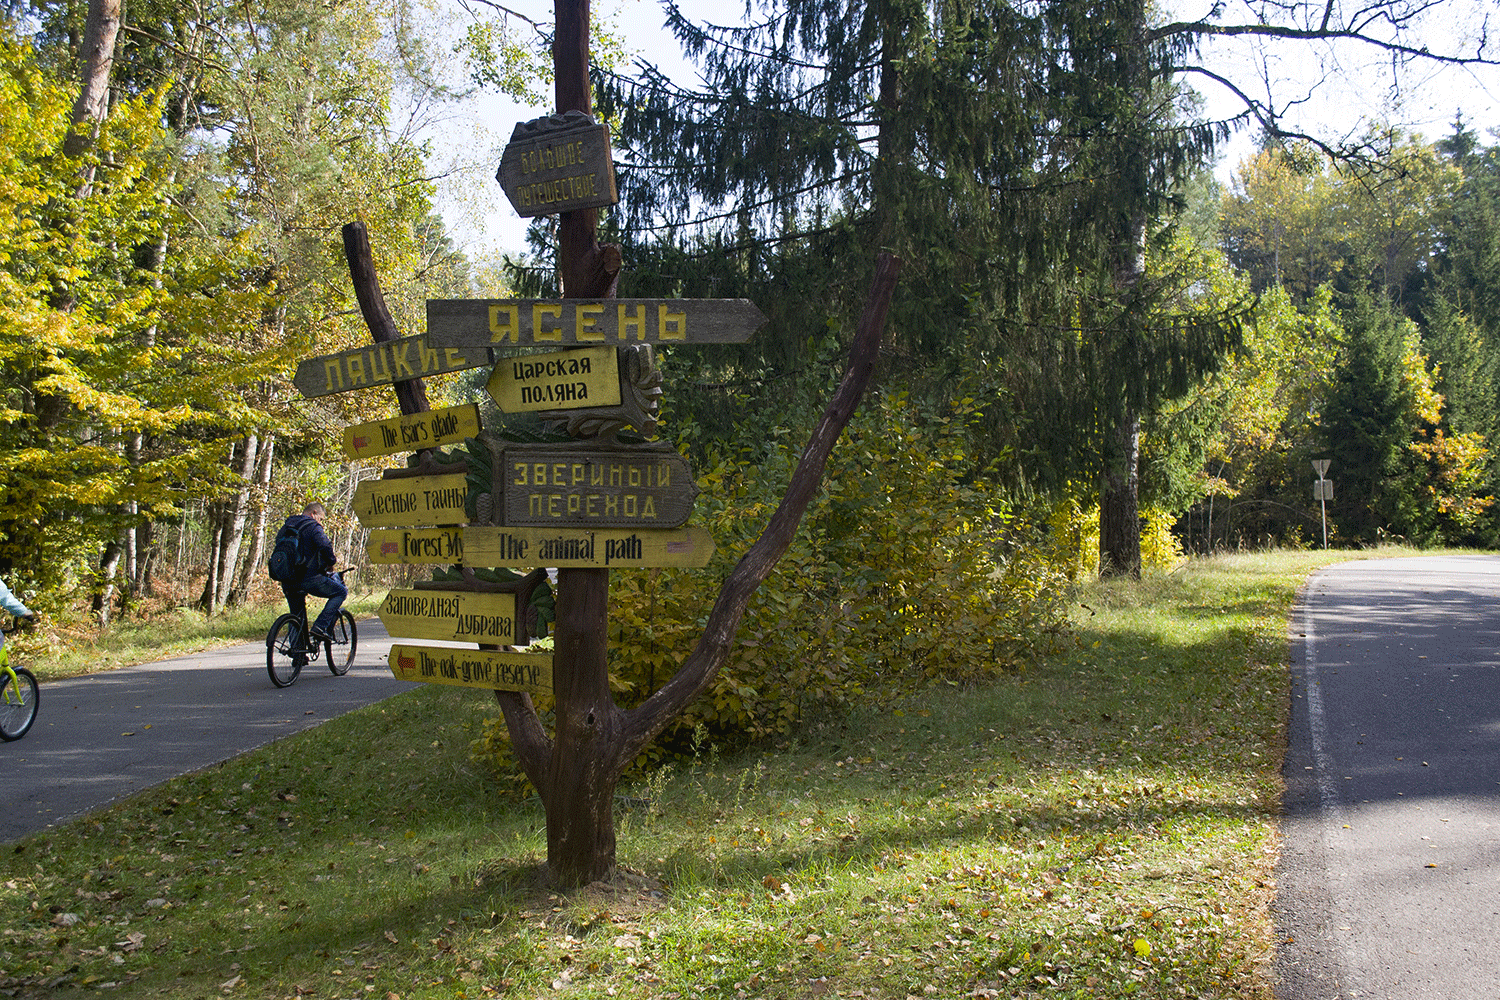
1276, 555, 1500, 999
0, 616, 413, 844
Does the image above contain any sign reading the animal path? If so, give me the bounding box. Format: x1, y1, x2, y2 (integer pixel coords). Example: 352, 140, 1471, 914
353, 473, 468, 528
366, 528, 464, 565
342, 404, 481, 460
389, 643, 551, 696
487, 347, 621, 413
464, 525, 715, 568
426, 299, 766, 349
294, 334, 487, 399
497, 111, 618, 218
379, 589, 517, 644
497, 443, 696, 528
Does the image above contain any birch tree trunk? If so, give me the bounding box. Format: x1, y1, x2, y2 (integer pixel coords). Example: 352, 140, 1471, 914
231, 433, 276, 605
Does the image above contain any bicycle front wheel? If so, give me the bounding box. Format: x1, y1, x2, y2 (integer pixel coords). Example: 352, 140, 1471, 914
0, 666, 39, 741
266, 614, 305, 688
325, 610, 357, 675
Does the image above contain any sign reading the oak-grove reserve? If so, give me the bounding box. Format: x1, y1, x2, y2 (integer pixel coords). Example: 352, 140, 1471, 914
389, 643, 551, 696
487, 347, 620, 413
499, 444, 696, 529
497, 112, 618, 218
379, 589, 517, 644
426, 299, 766, 349
366, 528, 464, 565
342, 404, 481, 460
353, 473, 468, 529
294, 334, 487, 399
464, 525, 715, 569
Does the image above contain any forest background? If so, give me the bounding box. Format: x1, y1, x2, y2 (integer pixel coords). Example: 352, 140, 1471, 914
3, 0, 1500, 751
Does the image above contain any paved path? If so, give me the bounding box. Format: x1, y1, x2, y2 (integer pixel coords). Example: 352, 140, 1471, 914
1, 617, 413, 844
1276, 555, 1500, 999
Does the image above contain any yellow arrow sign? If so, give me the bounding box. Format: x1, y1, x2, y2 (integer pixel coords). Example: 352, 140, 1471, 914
365, 528, 464, 565
463, 525, 715, 568
379, 589, 517, 644
388, 643, 551, 696
342, 404, 481, 460
353, 473, 468, 528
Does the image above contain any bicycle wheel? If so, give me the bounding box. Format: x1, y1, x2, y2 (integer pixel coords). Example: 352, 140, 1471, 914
325, 610, 357, 675
266, 614, 305, 688
0, 666, 39, 741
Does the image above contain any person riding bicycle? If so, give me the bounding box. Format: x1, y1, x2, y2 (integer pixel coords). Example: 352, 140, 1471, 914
274, 503, 346, 662
0, 576, 36, 654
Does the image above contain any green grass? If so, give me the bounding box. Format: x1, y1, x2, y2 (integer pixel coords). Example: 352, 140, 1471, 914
0, 548, 1416, 998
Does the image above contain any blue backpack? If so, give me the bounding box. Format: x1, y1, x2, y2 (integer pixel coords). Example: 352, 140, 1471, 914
267, 522, 303, 583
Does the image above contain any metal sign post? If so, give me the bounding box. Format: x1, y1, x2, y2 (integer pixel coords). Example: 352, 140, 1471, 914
1312, 459, 1332, 549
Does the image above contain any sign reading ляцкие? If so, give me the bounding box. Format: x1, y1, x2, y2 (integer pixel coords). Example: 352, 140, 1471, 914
293, 334, 488, 399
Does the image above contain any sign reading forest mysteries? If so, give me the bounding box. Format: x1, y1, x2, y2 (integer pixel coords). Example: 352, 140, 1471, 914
497, 443, 696, 528
497, 111, 618, 218
365, 528, 464, 565
352, 473, 468, 528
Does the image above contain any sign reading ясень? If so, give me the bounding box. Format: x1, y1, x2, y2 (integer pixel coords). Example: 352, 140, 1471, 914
426, 299, 765, 349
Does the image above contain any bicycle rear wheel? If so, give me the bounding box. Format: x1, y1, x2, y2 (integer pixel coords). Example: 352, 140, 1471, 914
325, 610, 357, 675
266, 614, 305, 688
0, 666, 39, 741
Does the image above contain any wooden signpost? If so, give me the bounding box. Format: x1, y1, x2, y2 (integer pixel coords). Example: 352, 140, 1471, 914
293, 334, 488, 399
389, 644, 552, 697
487, 346, 620, 412
352, 473, 468, 528
464, 525, 714, 569
378, 589, 518, 644
496, 111, 618, 218
343, 403, 481, 460
426, 298, 766, 348
496, 442, 697, 529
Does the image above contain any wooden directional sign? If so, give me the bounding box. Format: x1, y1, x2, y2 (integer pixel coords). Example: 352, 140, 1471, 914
497, 112, 618, 218
342, 404, 481, 460
366, 528, 464, 565
426, 299, 766, 349
464, 525, 715, 569
497, 442, 696, 529
353, 473, 468, 528
294, 334, 488, 399
389, 643, 551, 696
379, 589, 517, 644
487, 347, 620, 413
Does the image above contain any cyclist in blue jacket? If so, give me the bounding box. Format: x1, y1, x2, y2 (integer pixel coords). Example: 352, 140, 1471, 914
276, 503, 346, 652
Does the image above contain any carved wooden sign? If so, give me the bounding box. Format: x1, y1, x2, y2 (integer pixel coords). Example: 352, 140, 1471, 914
487, 347, 621, 413
294, 334, 488, 399
464, 525, 715, 569
379, 589, 517, 644
496, 442, 696, 529
426, 299, 766, 348
496, 111, 618, 218
352, 472, 468, 528
365, 528, 464, 565
342, 403, 481, 460
389, 643, 552, 696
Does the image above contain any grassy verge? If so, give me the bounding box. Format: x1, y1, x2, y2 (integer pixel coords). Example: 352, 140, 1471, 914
0, 549, 1401, 998
19, 592, 384, 683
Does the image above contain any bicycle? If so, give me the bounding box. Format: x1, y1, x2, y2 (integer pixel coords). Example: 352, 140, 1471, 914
1, 617, 39, 741
266, 569, 357, 688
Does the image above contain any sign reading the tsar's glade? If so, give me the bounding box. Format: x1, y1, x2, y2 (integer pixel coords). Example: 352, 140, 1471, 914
389, 644, 551, 697
426, 299, 766, 348
378, 589, 516, 643
365, 527, 464, 565
487, 346, 621, 413
294, 334, 487, 399
342, 403, 481, 460
352, 473, 468, 528
464, 525, 715, 569
497, 111, 618, 218
497, 442, 696, 529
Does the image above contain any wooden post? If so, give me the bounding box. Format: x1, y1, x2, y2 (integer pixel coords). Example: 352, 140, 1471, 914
342, 221, 431, 418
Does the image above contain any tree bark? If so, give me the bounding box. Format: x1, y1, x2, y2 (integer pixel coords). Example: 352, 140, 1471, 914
1098, 414, 1141, 578
64, 0, 122, 194
232, 432, 276, 605
92, 537, 124, 625
342, 223, 430, 417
